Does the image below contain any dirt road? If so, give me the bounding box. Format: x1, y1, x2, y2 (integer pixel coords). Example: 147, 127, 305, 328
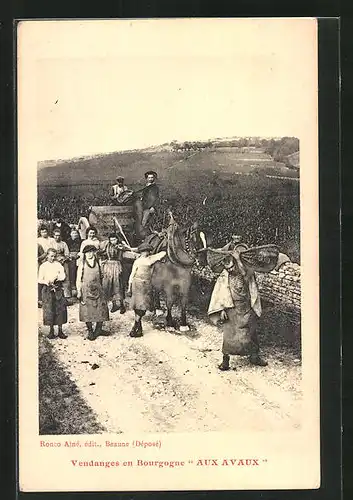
38, 303, 302, 434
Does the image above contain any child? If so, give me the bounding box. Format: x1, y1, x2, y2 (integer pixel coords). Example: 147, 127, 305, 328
38, 248, 68, 339
127, 242, 166, 337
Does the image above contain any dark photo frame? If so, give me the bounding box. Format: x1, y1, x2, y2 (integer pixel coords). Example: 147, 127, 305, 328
0, 7, 341, 500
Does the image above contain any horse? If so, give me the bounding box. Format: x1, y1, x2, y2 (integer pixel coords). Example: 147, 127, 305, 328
76, 206, 208, 332
146, 214, 207, 332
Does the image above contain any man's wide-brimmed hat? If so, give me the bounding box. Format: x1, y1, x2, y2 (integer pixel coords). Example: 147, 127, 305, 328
116, 176, 124, 181
144, 170, 157, 179
82, 244, 98, 253
137, 242, 154, 253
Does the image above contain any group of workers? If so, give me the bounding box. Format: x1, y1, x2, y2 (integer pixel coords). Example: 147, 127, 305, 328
38, 223, 166, 341
37, 170, 165, 341
37, 169, 273, 370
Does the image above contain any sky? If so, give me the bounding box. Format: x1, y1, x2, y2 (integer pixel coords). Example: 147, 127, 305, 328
18, 18, 317, 162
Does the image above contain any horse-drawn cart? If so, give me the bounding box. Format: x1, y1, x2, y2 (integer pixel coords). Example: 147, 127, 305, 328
88, 206, 135, 238
78, 192, 151, 245
78, 205, 136, 245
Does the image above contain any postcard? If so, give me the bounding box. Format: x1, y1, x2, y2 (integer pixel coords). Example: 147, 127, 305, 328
18, 18, 319, 492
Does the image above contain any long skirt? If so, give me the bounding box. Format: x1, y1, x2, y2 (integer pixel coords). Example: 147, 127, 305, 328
130, 277, 153, 311
102, 260, 123, 301
68, 253, 79, 292
41, 285, 67, 326
221, 305, 259, 356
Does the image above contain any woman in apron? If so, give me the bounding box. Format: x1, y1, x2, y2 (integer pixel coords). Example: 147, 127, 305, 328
100, 232, 127, 314
76, 245, 109, 341
38, 248, 68, 339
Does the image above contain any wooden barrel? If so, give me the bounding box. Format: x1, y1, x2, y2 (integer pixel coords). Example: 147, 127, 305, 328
88, 206, 135, 238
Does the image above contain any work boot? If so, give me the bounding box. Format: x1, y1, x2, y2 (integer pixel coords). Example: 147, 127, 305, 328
57, 327, 68, 339
110, 301, 119, 313
119, 303, 126, 314
249, 354, 268, 367
47, 328, 56, 340
86, 323, 96, 341
218, 354, 230, 371
95, 322, 110, 337
129, 322, 143, 338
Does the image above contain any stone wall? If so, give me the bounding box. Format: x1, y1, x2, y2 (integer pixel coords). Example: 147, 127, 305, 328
255, 262, 301, 322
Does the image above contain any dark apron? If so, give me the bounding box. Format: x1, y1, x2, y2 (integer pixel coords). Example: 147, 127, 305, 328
42, 284, 67, 326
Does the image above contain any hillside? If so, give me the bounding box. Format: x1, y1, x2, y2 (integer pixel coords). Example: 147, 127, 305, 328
37, 148, 298, 187
38, 144, 300, 262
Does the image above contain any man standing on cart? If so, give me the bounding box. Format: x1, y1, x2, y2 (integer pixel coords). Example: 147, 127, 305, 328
140, 170, 160, 229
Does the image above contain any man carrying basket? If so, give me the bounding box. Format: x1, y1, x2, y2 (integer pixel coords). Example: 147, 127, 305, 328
201, 241, 279, 371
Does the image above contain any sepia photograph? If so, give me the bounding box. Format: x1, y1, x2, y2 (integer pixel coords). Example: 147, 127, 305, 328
37, 136, 301, 436
18, 18, 319, 492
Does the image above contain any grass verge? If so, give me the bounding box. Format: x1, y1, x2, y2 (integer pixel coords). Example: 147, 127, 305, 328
39, 335, 105, 435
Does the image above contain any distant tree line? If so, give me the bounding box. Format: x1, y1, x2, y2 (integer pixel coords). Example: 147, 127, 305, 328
263, 137, 299, 165
170, 140, 213, 152
169, 137, 299, 165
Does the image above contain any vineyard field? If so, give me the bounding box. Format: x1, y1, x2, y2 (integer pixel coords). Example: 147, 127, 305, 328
38, 147, 300, 262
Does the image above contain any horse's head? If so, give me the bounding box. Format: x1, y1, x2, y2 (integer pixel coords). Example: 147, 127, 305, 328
184, 222, 208, 267
160, 209, 208, 267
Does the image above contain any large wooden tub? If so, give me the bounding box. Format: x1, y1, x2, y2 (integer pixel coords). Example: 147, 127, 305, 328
88, 206, 135, 238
